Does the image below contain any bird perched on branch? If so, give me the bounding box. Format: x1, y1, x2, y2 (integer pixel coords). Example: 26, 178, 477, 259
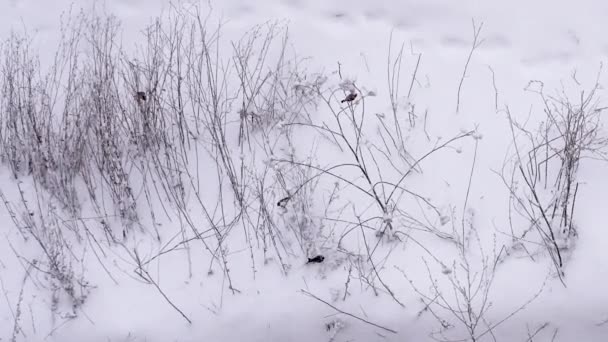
341, 93, 357, 103
136, 91, 147, 102
307, 255, 325, 264
277, 196, 290, 208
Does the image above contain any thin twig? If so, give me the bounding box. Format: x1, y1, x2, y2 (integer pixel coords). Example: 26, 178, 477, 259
456, 19, 484, 113
300, 289, 398, 334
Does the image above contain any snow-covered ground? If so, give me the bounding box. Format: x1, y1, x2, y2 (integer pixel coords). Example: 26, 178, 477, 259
1, 0, 608, 341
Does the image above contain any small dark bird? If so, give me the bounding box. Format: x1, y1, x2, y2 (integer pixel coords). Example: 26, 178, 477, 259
136, 91, 147, 102
341, 93, 357, 103
307, 255, 325, 264
277, 196, 291, 208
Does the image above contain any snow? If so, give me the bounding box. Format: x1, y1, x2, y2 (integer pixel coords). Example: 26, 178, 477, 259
1, 0, 608, 341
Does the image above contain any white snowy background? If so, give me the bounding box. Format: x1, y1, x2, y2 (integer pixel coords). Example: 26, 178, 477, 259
0, 0, 607, 341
